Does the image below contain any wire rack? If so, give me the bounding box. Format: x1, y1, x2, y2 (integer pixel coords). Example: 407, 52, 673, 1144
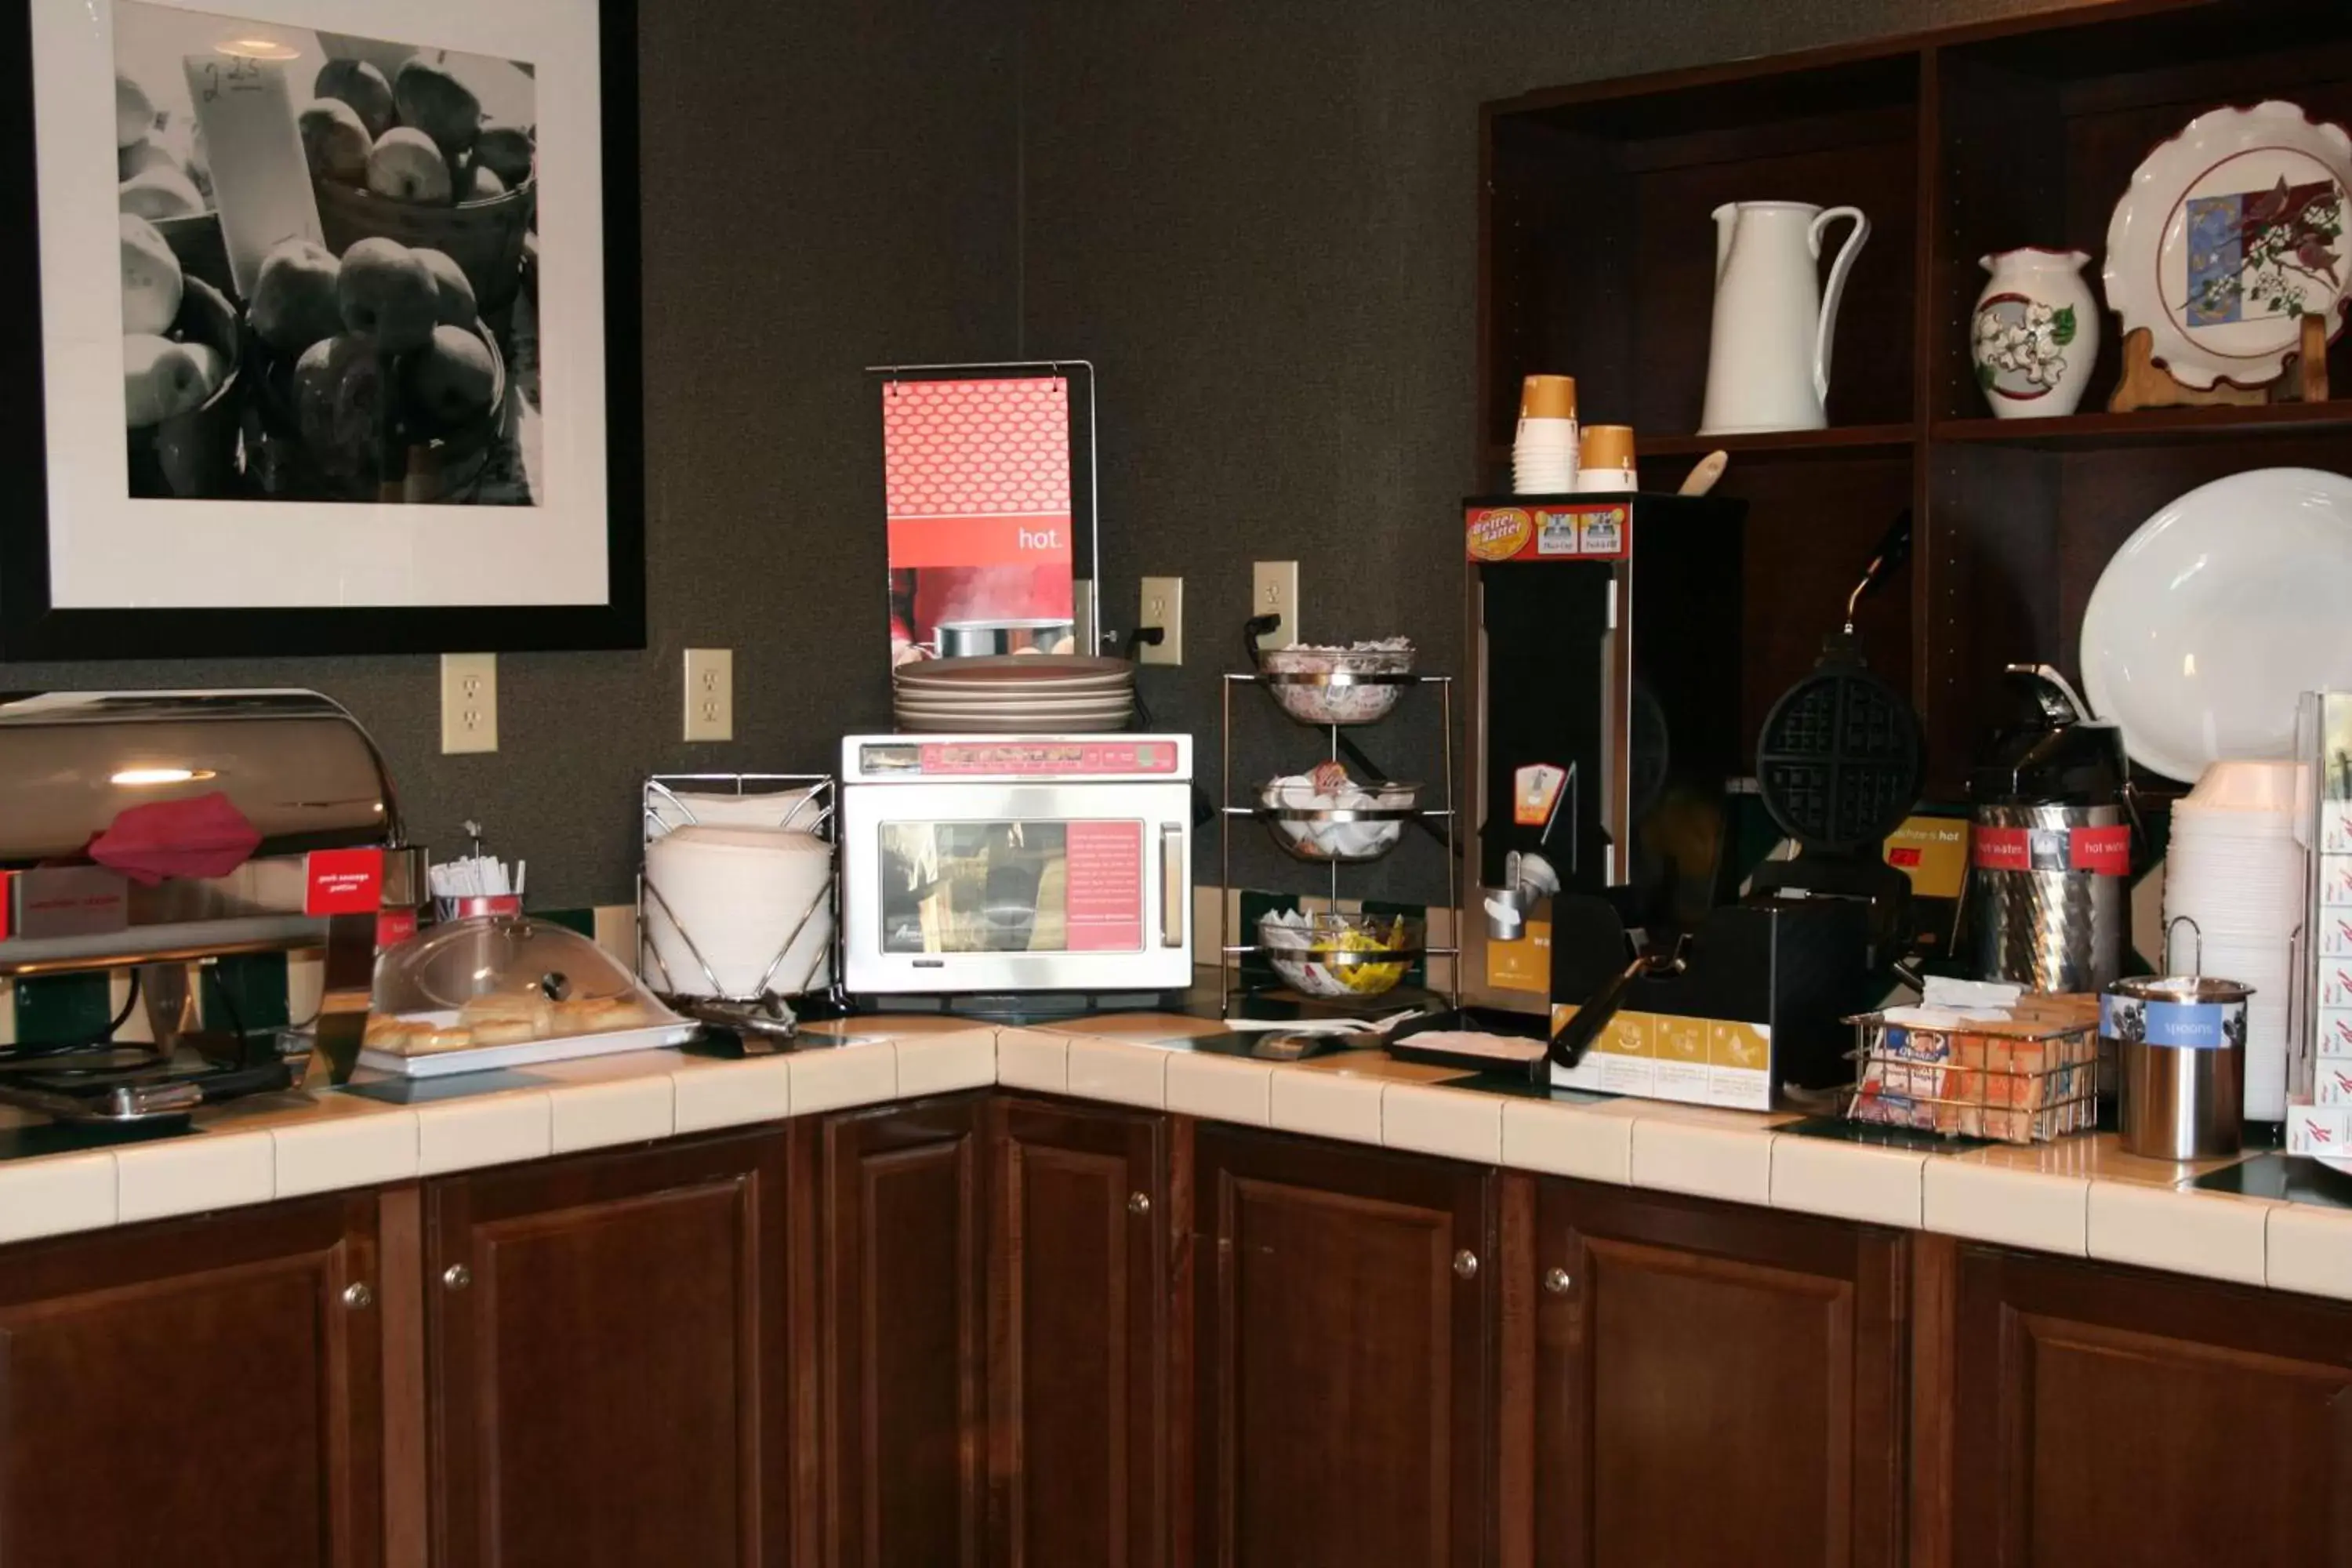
1217, 671, 1461, 1018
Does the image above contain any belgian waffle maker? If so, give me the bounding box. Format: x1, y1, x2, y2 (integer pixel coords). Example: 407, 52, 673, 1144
1548, 514, 1920, 1107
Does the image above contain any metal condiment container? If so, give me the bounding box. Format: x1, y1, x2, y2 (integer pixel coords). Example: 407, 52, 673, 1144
2106, 923, 2252, 1159
1969, 666, 2132, 993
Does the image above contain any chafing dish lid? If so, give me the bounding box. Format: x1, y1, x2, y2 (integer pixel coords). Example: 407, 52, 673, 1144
0, 690, 402, 869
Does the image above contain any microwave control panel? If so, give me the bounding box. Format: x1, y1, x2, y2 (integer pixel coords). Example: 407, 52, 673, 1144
843, 735, 1190, 784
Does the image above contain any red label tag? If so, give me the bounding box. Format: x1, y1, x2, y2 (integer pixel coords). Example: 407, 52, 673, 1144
0, 870, 11, 942
376, 909, 419, 949
1886, 847, 1922, 867
305, 848, 384, 916
2070, 825, 2131, 876
1971, 826, 2032, 870
1974, 824, 2128, 874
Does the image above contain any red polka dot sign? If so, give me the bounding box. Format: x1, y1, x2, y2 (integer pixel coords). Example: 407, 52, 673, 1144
884, 377, 1074, 568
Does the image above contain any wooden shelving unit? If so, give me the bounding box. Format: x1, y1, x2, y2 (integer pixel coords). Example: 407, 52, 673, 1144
1478, 0, 2352, 789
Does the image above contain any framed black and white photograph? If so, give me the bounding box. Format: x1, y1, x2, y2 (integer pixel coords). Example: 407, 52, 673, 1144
0, 0, 641, 658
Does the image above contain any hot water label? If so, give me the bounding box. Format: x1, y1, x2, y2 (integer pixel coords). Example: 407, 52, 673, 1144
1971, 825, 2129, 873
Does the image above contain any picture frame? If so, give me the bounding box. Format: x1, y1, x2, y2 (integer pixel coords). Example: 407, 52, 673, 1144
0, 0, 643, 659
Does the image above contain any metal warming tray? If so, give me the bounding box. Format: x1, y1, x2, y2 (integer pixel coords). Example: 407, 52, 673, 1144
0, 690, 426, 1117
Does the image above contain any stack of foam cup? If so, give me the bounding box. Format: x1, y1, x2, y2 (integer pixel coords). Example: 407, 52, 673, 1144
1513, 374, 1578, 494
2161, 758, 2308, 1120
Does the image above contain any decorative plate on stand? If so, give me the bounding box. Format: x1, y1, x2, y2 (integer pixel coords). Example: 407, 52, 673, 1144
2104, 100, 2352, 391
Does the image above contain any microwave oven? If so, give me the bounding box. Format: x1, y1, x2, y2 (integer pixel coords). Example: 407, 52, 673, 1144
839, 734, 1194, 1014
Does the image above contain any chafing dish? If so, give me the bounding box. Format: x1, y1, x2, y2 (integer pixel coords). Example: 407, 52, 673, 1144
0, 690, 426, 1121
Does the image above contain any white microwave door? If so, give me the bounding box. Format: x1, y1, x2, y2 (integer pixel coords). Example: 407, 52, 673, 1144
841, 782, 1192, 993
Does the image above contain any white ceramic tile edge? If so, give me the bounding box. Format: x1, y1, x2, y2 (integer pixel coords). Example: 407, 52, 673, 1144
0, 1017, 2341, 1304
894, 1031, 1000, 1099
273, 1109, 421, 1199
1921, 1160, 2090, 1257
115, 1131, 277, 1224
995, 1029, 1071, 1094
413, 1091, 555, 1177
1500, 1099, 1633, 1184
1165, 1052, 1272, 1126
1380, 1082, 1504, 1164
549, 1075, 677, 1155
1628, 1116, 1777, 1205
1768, 1136, 1925, 1230
2265, 1203, 2352, 1301
2087, 1181, 2270, 1287
0, 1150, 118, 1244
1065, 1036, 1172, 1109
1268, 1068, 1386, 1144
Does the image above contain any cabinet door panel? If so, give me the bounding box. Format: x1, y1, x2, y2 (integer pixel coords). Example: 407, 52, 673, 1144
0, 1194, 382, 1568
1955, 1246, 2352, 1566
1535, 1180, 1904, 1568
807, 1095, 986, 1568
428, 1131, 787, 1568
987, 1095, 1167, 1568
1196, 1125, 1494, 1568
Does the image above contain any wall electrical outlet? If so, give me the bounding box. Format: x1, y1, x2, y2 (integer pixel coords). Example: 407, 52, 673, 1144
1252, 561, 1299, 648
684, 648, 734, 742
1138, 576, 1183, 666
440, 653, 498, 754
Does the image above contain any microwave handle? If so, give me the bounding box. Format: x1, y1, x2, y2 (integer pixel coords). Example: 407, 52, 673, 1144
1159, 822, 1185, 949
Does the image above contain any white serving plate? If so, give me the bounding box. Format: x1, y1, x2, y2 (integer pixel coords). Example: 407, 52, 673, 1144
358, 1012, 698, 1078
2081, 467, 2352, 782
2104, 101, 2352, 392
894, 688, 1136, 710
895, 655, 1133, 691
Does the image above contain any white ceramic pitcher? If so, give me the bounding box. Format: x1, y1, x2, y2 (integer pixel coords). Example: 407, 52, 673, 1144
1699, 201, 1870, 435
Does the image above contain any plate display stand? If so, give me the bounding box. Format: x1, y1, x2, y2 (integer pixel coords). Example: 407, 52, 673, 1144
2111, 314, 2334, 413
1214, 670, 1461, 1019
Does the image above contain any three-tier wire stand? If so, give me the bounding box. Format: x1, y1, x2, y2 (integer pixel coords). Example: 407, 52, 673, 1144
1218, 670, 1461, 1018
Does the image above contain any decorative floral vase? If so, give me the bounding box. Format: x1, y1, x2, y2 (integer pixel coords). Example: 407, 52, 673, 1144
1972, 249, 2100, 419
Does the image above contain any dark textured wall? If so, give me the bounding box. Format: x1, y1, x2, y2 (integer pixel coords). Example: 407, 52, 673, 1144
2, 0, 1020, 908
1017, 0, 2089, 899
9, 0, 2112, 909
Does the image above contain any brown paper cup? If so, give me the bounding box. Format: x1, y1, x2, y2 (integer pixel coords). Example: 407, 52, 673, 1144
1519, 375, 1577, 420
1581, 424, 1635, 470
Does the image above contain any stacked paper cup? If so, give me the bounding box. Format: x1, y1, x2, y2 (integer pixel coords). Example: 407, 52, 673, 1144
1513, 374, 1578, 494
2162, 760, 2309, 1120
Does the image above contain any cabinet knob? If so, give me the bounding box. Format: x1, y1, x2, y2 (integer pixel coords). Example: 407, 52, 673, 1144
443, 1263, 474, 1291
1453, 1248, 1479, 1281
341, 1282, 374, 1310
1127, 1191, 1152, 1216
1543, 1267, 1573, 1296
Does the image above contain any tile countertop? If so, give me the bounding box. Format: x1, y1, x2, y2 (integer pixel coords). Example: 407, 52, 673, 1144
0, 1010, 2347, 1303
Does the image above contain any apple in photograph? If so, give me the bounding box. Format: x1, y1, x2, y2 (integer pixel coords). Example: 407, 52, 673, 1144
314, 57, 397, 140
366, 127, 452, 205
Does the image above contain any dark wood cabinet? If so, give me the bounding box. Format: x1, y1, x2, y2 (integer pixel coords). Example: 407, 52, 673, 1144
1949, 1244, 2352, 1567
988, 1091, 1185, 1568
0, 1193, 383, 1568
423, 1131, 789, 1568
985, 1094, 1173, 1568
1193, 1125, 1496, 1568
1530, 1179, 1907, 1568
796, 1094, 988, 1568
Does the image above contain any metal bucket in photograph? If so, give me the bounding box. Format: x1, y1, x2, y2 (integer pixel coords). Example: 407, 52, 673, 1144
935, 619, 1077, 658
2104, 926, 2252, 1160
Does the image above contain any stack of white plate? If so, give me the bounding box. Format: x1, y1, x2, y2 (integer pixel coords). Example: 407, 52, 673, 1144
644, 825, 834, 998
892, 655, 1136, 733
2162, 759, 2309, 1120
